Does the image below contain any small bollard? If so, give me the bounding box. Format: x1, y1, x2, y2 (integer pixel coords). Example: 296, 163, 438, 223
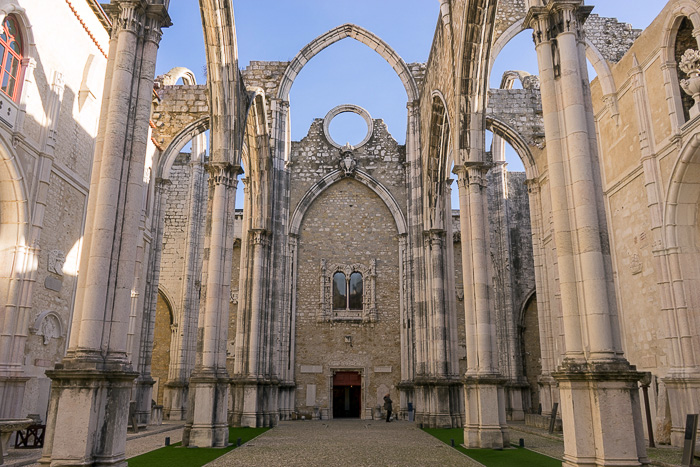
237, 437, 242, 447
450, 439, 455, 447
519, 438, 525, 448
165, 437, 170, 446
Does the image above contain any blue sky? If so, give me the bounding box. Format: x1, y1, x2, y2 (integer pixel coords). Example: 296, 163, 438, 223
155, 0, 666, 180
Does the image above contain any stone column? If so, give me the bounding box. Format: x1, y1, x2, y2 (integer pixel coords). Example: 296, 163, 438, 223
39, 1, 170, 466
525, 2, 647, 465
183, 162, 238, 448
454, 164, 508, 449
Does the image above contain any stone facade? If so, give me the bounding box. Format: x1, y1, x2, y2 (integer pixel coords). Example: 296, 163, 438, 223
6, 2, 700, 467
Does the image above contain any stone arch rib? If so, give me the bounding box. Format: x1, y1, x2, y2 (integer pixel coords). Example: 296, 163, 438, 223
289, 169, 407, 237
485, 116, 538, 179
157, 116, 210, 180
277, 23, 419, 102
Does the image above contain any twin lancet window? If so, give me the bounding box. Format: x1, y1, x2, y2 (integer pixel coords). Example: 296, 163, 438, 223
320, 260, 377, 323
333, 272, 363, 311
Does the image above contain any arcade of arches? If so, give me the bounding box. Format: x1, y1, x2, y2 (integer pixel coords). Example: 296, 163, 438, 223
1, 1, 700, 466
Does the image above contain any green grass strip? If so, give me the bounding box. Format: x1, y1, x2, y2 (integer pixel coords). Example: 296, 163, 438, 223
423, 428, 561, 467
128, 427, 269, 467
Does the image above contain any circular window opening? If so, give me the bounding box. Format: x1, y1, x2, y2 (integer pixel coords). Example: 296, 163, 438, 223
328, 112, 370, 148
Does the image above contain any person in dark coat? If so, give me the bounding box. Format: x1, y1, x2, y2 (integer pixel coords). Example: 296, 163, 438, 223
383, 393, 393, 422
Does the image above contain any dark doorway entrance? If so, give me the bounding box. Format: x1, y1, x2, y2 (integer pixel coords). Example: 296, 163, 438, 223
332, 371, 361, 418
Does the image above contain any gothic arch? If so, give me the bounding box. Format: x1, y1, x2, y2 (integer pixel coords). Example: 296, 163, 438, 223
0, 134, 29, 255
0, 2, 37, 60
157, 285, 176, 324
277, 23, 419, 102
489, 18, 617, 97
485, 116, 538, 179
159, 67, 197, 86
665, 132, 700, 249
156, 116, 210, 180
289, 170, 407, 237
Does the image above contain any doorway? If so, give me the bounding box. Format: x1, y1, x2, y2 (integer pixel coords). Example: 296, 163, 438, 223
332, 371, 361, 418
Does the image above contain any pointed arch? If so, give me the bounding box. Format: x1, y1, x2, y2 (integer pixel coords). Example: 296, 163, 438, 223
289, 170, 407, 237
489, 17, 617, 97
159, 67, 198, 86
485, 116, 538, 180
277, 23, 419, 102
157, 117, 210, 180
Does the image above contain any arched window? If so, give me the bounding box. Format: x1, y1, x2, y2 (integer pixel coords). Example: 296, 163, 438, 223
348, 272, 363, 310
321, 261, 376, 322
675, 17, 695, 123
0, 16, 22, 101
333, 272, 347, 310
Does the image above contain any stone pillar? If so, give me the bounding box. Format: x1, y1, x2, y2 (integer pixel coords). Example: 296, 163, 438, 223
39, 1, 170, 465
525, 2, 647, 465
183, 163, 238, 448
454, 164, 508, 449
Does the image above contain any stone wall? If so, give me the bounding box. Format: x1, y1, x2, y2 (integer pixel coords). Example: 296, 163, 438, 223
289, 116, 406, 419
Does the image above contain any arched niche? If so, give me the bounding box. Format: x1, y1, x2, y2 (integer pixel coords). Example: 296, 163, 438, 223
660, 4, 700, 128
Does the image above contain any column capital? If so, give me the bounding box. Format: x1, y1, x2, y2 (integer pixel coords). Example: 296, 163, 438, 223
206, 163, 241, 188
524, 178, 541, 194
453, 163, 490, 189
104, 1, 171, 42
250, 229, 270, 247
524, 1, 592, 45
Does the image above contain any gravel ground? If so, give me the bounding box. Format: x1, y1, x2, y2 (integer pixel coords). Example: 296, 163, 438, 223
206, 420, 481, 467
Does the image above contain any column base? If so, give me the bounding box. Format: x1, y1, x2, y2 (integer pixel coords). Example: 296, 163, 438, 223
463, 374, 509, 449
230, 377, 280, 428
554, 359, 648, 467
133, 375, 156, 427
413, 377, 463, 428
163, 380, 188, 421
38, 363, 138, 467
505, 382, 528, 421
0, 375, 30, 419
663, 372, 700, 449
183, 371, 230, 448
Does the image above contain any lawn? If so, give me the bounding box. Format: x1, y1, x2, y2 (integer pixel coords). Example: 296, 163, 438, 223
423, 428, 561, 467
127, 427, 269, 467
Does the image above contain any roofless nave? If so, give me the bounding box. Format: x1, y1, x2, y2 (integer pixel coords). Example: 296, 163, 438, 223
0, 1, 698, 466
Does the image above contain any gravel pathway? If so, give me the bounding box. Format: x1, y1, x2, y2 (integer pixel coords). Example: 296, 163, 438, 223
206, 420, 480, 467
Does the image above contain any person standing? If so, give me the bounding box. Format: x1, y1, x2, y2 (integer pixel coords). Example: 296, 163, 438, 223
383, 393, 393, 422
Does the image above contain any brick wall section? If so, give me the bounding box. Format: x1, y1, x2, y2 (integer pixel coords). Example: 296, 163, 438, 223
151, 85, 209, 150
495, 0, 527, 41
507, 172, 535, 306
585, 14, 642, 64
159, 153, 194, 317
486, 87, 544, 148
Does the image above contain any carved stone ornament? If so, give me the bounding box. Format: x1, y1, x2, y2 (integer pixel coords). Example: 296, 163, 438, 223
319, 259, 377, 323
629, 253, 643, 275
30, 311, 64, 345
338, 144, 357, 177
679, 49, 700, 119
48, 250, 66, 276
